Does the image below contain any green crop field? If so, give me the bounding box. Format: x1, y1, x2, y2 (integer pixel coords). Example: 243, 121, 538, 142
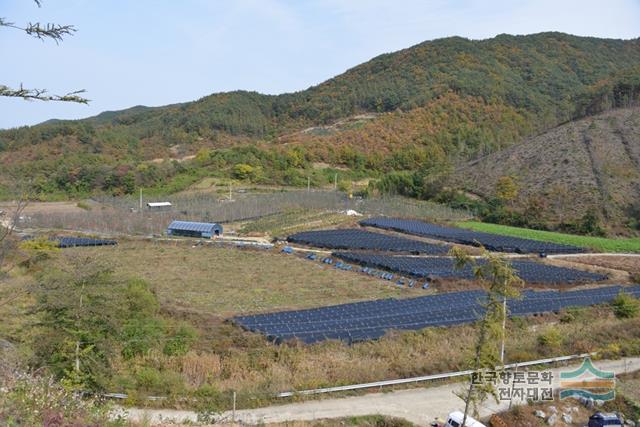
455, 221, 640, 253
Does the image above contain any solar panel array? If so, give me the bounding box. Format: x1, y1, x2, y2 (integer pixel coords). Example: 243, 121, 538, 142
55, 237, 118, 248
334, 252, 607, 284
233, 285, 640, 344
287, 229, 448, 254
360, 217, 585, 254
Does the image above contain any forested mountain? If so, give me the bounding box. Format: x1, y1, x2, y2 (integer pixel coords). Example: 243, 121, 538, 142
20, 32, 639, 138
1, 32, 640, 211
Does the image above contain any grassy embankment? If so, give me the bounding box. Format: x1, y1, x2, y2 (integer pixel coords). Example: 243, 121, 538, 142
457, 221, 640, 253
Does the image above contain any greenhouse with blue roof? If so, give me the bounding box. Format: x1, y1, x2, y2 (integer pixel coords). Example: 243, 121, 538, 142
166, 220, 223, 238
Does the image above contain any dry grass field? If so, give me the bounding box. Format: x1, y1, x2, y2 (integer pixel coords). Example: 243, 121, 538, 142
63, 240, 420, 316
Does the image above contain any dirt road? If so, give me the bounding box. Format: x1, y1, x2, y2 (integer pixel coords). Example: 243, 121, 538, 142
124, 357, 640, 426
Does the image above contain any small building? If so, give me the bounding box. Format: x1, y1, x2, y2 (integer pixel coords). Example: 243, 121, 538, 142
147, 202, 172, 211
166, 220, 223, 238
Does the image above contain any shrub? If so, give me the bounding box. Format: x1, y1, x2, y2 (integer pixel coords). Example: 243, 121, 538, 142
135, 366, 163, 391
537, 327, 563, 350
232, 163, 255, 180
560, 307, 588, 323
611, 292, 640, 319
194, 384, 224, 423
163, 322, 198, 357
121, 317, 165, 359
0, 372, 122, 426
19, 237, 59, 252
76, 201, 92, 210
599, 342, 622, 359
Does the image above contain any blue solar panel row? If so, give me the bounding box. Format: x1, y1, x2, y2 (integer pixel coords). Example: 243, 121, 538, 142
233, 285, 640, 344
360, 217, 585, 254
287, 229, 448, 254
334, 252, 607, 284
55, 237, 117, 248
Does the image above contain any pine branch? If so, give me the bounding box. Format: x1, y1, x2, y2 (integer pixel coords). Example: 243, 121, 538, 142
0, 18, 76, 44
0, 84, 89, 104
25, 22, 76, 43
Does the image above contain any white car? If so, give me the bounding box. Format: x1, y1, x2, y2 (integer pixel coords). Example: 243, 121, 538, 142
443, 411, 487, 427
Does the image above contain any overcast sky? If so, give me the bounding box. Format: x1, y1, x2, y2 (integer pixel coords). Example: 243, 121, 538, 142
2, 0, 639, 129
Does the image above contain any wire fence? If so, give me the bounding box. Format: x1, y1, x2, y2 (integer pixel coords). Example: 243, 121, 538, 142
19, 191, 470, 236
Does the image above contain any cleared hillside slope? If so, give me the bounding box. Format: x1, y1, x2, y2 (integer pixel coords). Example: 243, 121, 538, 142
455, 107, 640, 230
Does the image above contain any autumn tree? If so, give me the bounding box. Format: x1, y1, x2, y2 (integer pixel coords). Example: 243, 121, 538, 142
495, 175, 518, 205
450, 247, 523, 426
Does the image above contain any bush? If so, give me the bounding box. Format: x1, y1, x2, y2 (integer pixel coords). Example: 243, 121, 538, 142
76, 201, 92, 210
194, 384, 225, 423
560, 307, 588, 323
134, 366, 185, 395
611, 292, 640, 319
19, 237, 59, 252
537, 327, 563, 350
232, 163, 255, 180
163, 322, 198, 357
0, 372, 122, 426
121, 317, 165, 359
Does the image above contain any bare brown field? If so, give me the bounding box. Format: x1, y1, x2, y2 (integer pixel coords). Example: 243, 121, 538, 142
568, 255, 640, 275
0, 200, 99, 215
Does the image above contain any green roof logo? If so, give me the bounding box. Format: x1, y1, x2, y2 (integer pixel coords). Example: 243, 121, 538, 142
559, 358, 615, 401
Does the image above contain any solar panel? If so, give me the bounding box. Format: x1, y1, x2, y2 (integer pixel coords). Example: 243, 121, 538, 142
54, 237, 117, 248
233, 285, 640, 344
287, 229, 448, 254
360, 217, 585, 254
334, 252, 607, 284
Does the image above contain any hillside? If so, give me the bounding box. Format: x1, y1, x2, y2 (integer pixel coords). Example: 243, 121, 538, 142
454, 107, 640, 232
1, 32, 640, 200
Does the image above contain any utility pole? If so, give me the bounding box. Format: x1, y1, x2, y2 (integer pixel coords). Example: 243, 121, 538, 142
500, 295, 507, 364
75, 279, 86, 374
307, 176, 310, 192
334, 173, 337, 191
229, 182, 232, 201
139, 188, 143, 213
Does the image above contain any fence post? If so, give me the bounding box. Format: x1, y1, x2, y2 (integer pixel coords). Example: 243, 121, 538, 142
232, 390, 236, 422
